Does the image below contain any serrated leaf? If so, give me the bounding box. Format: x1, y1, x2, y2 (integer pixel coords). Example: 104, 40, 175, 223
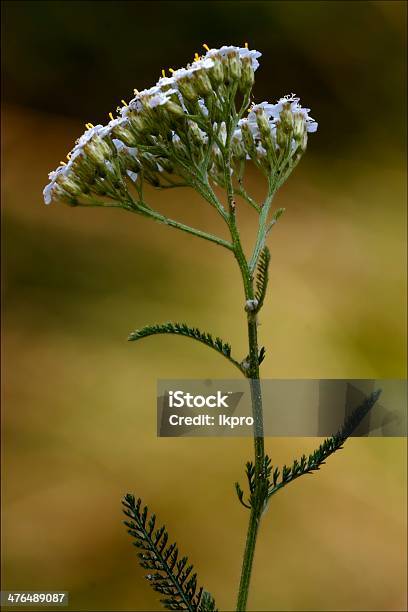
128, 321, 243, 373
267, 389, 382, 499
122, 494, 217, 611
254, 247, 270, 311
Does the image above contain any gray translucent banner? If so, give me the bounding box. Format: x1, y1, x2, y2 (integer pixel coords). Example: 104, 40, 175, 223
157, 379, 407, 437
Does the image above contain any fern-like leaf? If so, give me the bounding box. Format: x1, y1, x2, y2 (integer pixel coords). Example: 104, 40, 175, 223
235, 390, 381, 511
236, 456, 273, 510
123, 494, 217, 611
198, 591, 217, 612
254, 246, 270, 311
128, 322, 243, 373
258, 346, 266, 365
267, 389, 382, 499
235, 482, 251, 509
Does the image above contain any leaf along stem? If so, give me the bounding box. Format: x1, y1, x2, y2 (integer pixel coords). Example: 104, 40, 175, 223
128, 322, 244, 374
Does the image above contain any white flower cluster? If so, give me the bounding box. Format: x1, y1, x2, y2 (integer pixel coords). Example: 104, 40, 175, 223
44, 45, 317, 207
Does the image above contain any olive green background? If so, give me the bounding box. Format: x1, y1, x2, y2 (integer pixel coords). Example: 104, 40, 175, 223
2, 1, 407, 611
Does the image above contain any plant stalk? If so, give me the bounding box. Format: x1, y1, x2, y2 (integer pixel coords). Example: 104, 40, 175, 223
220, 108, 267, 611
236, 309, 265, 611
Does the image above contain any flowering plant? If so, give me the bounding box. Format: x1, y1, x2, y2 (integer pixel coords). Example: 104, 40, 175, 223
44, 44, 379, 611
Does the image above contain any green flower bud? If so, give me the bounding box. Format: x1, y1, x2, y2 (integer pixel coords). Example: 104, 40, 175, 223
299, 131, 308, 152
56, 174, 83, 197
254, 109, 274, 154
70, 152, 96, 181
127, 111, 148, 134
188, 120, 206, 148
166, 100, 185, 118
118, 149, 140, 174
240, 57, 255, 91
193, 69, 212, 96
241, 121, 257, 158
157, 157, 174, 174
255, 109, 270, 138
208, 55, 224, 86
111, 123, 138, 147
275, 121, 288, 149
293, 112, 306, 142
177, 77, 198, 102
83, 142, 106, 165
280, 106, 294, 133
231, 133, 246, 160
227, 51, 242, 80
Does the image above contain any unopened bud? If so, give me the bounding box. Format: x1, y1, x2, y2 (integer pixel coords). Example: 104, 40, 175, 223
240, 57, 255, 91
231, 131, 246, 160
275, 121, 287, 149
177, 77, 198, 102
280, 106, 294, 133
83, 136, 112, 165
111, 123, 137, 147
127, 111, 148, 134
208, 55, 224, 86
241, 121, 257, 157
56, 174, 83, 197
188, 121, 206, 147
228, 51, 242, 80
293, 113, 306, 142
157, 157, 174, 173
193, 69, 212, 96
118, 147, 140, 173
255, 109, 270, 136
166, 100, 185, 118
299, 131, 308, 152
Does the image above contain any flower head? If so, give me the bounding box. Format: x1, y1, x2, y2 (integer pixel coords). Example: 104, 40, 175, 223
43, 45, 317, 209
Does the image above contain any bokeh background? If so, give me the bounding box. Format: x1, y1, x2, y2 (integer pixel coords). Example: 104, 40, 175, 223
1, 1, 407, 611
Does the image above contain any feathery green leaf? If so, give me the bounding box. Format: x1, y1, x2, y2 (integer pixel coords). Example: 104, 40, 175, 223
254, 247, 270, 311
123, 495, 217, 611
266, 389, 382, 499
128, 322, 243, 373
236, 390, 381, 510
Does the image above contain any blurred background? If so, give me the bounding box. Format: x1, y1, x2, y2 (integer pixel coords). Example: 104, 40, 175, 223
1, 1, 407, 610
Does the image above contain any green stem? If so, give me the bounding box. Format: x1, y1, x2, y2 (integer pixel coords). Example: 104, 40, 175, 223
248, 185, 275, 273
219, 114, 266, 612
128, 205, 233, 251
236, 310, 265, 612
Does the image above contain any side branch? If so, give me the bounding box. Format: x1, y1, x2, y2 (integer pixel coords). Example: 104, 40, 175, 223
128, 322, 244, 374
235, 389, 382, 510
126, 201, 233, 250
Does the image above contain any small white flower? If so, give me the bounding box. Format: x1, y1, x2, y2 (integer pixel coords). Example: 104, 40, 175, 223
205, 45, 261, 71
43, 164, 70, 205
113, 139, 138, 157
148, 89, 178, 108
76, 124, 106, 147
239, 117, 259, 138
171, 57, 214, 82
157, 75, 176, 89
171, 66, 194, 81
197, 98, 209, 117
126, 170, 138, 182
43, 181, 55, 205
218, 122, 227, 146
248, 96, 318, 134
238, 47, 262, 71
